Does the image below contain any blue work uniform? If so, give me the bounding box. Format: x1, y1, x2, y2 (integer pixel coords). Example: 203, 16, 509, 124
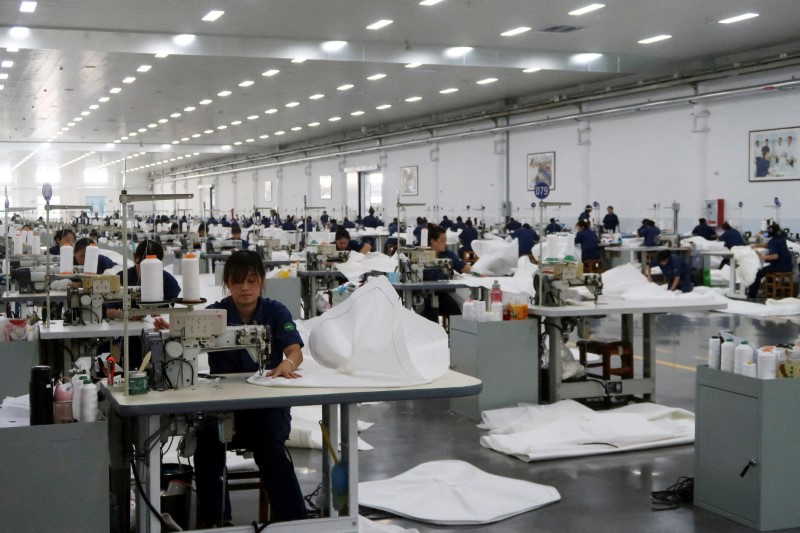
421, 249, 465, 321
341, 239, 366, 252
440, 218, 454, 230
94, 254, 118, 274
281, 220, 296, 230
454, 221, 467, 232
361, 214, 381, 228
545, 222, 561, 234
602, 213, 620, 232
505, 220, 522, 231
343, 220, 355, 229
459, 226, 478, 252
575, 228, 601, 260
512, 226, 539, 256
651, 254, 693, 293
579, 211, 592, 222
48, 244, 61, 255
720, 228, 745, 249
320, 214, 329, 226
692, 223, 717, 240
195, 296, 306, 525
388, 222, 398, 234
638, 226, 661, 246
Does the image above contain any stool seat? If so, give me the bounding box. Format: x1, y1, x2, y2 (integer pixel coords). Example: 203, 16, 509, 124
583, 258, 604, 273
577, 338, 634, 380
764, 272, 795, 299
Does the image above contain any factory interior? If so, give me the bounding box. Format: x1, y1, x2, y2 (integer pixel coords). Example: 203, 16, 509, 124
1, 1, 800, 532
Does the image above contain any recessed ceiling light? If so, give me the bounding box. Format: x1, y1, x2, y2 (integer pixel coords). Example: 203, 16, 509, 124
1, 60, 14, 68
202, 10, 224, 22
291, 57, 307, 63
239, 80, 254, 87
308, 122, 320, 127
322, 41, 348, 52
122, 77, 136, 83
367, 73, 387, 81
405, 63, 423, 68
523, 67, 542, 73
154, 53, 169, 58
246, 138, 255, 143
192, 133, 201, 138
137, 65, 152, 73
109, 87, 121, 94
247, 115, 259, 120
98, 96, 109, 102
233, 141, 243, 146
262, 69, 280, 77
170, 112, 181, 118
275, 130, 285, 135
476, 77, 497, 84
148, 123, 157, 128
6, 47, 18, 53
129, 132, 137, 137
420, 0, 445, 5
89, 104, 99, 109
138, 128, 147, 133
199, 99, 212, 105
501, 26, 531, 37
719, 13, 759, 24
291, 126, 302, 131
366, 19, 393, 30
180, 137, 189, 141
231, 120, 242, 125
376, 104, 392, 110
173, 34, 195, 46
569, 3, 605, 16
573, 53, 602, 63
9, 26, 30, 39
439, 88, 458, 94
73, 118, 82, 122
337, 84, 354, 91
113, 140, 121, 144
121, 136, 129, 140
405, 96, 422, 102
19, 2, 37, 13
445, 47, 472, 58
259, 134, 269, 139
309, 93, 325, 100
204, 129, 213, 134
329, 116, 341, 122
171, 141, 179, 145
217, 125, 227, 130
638, 34, 672, 44
265, 108, 278, 114
0, 73, 8, 79
81, 111, 90, 115
158, 118, 168, 123
285, 101, 299, 107
350, 110, 365, 116
217, 90, 231, 97
184, 106, 196, 112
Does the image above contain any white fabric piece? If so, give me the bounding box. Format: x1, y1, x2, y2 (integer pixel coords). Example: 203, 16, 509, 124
333, 252, 397, 283
445, 229, 461, 245
359, 460, 560, 525
306, 231, 335, 245
679, 236, 726, 251
358, 516, 419, 533
0, 395, 30, 427
453, 273, 535, 297
732, 245, 761, 287
249, 277, 449, 387
286, 405, 374, 451
479, 400, 695, 462
471, 239, 519, 276
531, 234, 579, 262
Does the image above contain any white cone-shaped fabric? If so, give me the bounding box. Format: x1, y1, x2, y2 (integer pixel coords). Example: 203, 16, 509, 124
359, 460, 561, 525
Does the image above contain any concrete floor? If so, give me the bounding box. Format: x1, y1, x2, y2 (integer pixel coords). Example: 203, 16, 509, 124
219, 311, 799, 532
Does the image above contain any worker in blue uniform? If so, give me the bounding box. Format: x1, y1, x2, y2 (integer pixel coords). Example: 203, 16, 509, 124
361, 207, 382, 228
505, 217, 522, 231
579, 205, 593, 223
73, 237, 118, 273
647, 249, 693, 292
281, 216, 297, 230
319, 210, 329, 227
160, 251, 306, 527
231, 225, 250, 249
343, 217, 355, 229
48, 228, 76, 255
458, 218, 479, 257
747, 224, 792, 299
602, 206, 620, 233
638, 219, 661, 246
440, 215, 454, 230
574, 220, 601, 260
422, 224, 471, 324
512, 223, 540, 257
334, 227, 370, 254
453, 216, 466, 232
718, 222, 745, 267
412, 217, 426, 246
692, 218, 717, 240
544, 218, 561, 234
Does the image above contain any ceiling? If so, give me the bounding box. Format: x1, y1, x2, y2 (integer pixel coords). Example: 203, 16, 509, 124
0, 0, 799, 184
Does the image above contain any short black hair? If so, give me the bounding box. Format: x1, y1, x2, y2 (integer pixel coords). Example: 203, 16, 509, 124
197, 222, 207, 233
577, 220, 589, 230
699, 218, 707, 224
170, 222, 179, 231
74, 237, 92, 255
134, 240, 164, 262
427, 224, 445, 244
769, 223, 783, 237
231, 225, 242, 236
722, 222, 731, 230
657, 250, 671, 262
335, 227, 351, 241
222, 250, 265, 289
466, 219, 473, 227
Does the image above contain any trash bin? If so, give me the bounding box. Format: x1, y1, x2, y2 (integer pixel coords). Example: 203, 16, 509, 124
161, 463, 193, 530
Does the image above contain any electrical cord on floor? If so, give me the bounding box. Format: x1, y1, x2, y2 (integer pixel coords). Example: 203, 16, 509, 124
303, 482, 322, 518
129, 453, 170, 530
651, 476, 693, 511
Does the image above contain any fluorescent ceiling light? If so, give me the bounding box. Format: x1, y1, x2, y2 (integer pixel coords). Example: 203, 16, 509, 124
376, 104, 392, 109
233, 141, 242, 146
259, 134, 269, 139
247, 115, 259, 120
569, 4, 605, 16
221, 145, 232, 150
230, 120, 242, 125
217, 125, 227, 130
199, 99, 212, 105
192, 133, 201, 138
202, 10, 224, 22
217, 90, 231, 97
322, 41, 347, 52
350, 110, 364, 116
439, 87, 458, 94
109, 87, 121, 93
476, 77, 497, 85
719, 13, 759, 24
291, 126, 302, 131
173, 34, 195, 46
239, 80, 254, 87
309, 93, 325, 100
0, 73, 7, 79
265, 108, 278, 114
113, 140, 121, 144
184, 106, 196, 112
129, 132, 137, 136
638, 34, 672, 44
9, 27, 30, 39
366, 19, 393, 30
285, 101, 299, 107
204, 129, 213, 134
171, 141, 179, 144
19, 2, 37, 13
121, 136, 128, 140
501, 26, 531, 37
523, 67, 542, 73
73, 118, 81, 122
158, 118, 168, 123
573, 53, 602, 63
170, 112, 181, 118
367, 73, 387, 81
262, 69, 280, 77
138, 128, 147, 132
337, 84, 354, 91
180, 137, 189, 141
1, 60, 14, 68
445, 46, 473, 58
148, 123, 157, 128
308, 122, 320, 127
89, 104, 99, 109
291, 57, 307, 63
98, 96, 110, 102
405, 96, 422, 102
405, 63, 422, 68
122, 77, 136, 83
154, 53, 169, 58
6, 47, 18, 52
275, 131, 285, 135
137, 65, 151, 72
329, 116, 341, 122
420, 0, 445, 5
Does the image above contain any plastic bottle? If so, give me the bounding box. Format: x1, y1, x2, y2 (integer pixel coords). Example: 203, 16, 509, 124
720, 340, 736, 372
502, 304, 511, 321
734, 340, 753, 375
140, 254, 164, 302
53, 378, 74, 424
490, 280, 503, 305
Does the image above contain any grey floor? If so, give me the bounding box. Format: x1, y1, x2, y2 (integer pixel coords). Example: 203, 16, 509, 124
218, 311, 800, 532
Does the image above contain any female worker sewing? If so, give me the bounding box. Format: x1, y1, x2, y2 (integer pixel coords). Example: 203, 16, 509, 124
155, 250, 305, 527
746, 223, 792, 299
334, 227, 371, 254
421, 224, 471, 324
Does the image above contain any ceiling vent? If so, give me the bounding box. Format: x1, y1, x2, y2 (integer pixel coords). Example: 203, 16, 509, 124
538, 25, 582, 33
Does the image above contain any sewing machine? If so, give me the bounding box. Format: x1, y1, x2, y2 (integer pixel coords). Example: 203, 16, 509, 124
534, 261, 603, 306
142, 309, 270, 390
256, 237, 285, 260
399, 248, 454, 282
63, 275, 142, 325
306, 244, 349, 270
220, 238, 244, 250
11, 266, 48, 293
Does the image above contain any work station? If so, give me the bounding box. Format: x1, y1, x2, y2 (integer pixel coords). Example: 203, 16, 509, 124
2, 1, 800, 532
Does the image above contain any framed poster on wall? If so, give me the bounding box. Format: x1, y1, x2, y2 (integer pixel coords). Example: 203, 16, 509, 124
527, 152, 555, 190
749, 126, 798, 181
264, 180, 272, 201
400, 166, 418, 196
319, 175, 332, 199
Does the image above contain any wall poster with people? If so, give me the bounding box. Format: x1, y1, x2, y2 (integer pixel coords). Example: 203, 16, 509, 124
400, 166, 418, 196
527, 151, 556, 190
749, 126, 798, 181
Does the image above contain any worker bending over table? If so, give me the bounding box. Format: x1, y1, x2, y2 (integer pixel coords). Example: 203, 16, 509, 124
718, 222, 745, 267
156, 250, 305, 527
48, 228, 76, 255
422, 224, 471, 323
334, 227, 371, 254
74, 237, 118, 273
747, 223, 792, 299
574, 220, 601, 262
647, 249, 693, 293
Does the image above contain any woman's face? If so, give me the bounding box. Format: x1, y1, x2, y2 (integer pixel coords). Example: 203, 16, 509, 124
335, 237, 349, 250
432, 233, 447, 253
228, 271, 264, 307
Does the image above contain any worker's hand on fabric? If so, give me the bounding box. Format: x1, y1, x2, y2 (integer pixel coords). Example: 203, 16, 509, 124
153, 317, 170, 331
266, 359, 301, 379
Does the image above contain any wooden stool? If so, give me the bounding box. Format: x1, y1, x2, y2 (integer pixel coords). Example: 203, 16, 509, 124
463, 251, 478, 265
763, 272, 795, 299
577, 339, 634, 380
583, 258, 604, 273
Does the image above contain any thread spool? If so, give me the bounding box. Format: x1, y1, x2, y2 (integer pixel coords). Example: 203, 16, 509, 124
734, 341, 753, 375
741, 361, 758, 378
83, 243, 100, 274
757, 351, 778, 379
720, 340, 736, 372
708, 336, 721, 369
420, 228, 429, 247
60, 244, 74, 274
13, 232, 23, 255
80, 381, 99, 423
181, 253, 201, 301
30, 232, 41, 255
140, 254, 164, 302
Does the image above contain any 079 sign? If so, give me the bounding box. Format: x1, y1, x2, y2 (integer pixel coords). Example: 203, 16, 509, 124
533, 181, 550, 200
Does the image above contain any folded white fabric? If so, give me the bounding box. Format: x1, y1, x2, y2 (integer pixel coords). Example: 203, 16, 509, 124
732, 245, 761, 287
471, 239, 519, 276
359, 460, 560, 525
358, 516, 419, 533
